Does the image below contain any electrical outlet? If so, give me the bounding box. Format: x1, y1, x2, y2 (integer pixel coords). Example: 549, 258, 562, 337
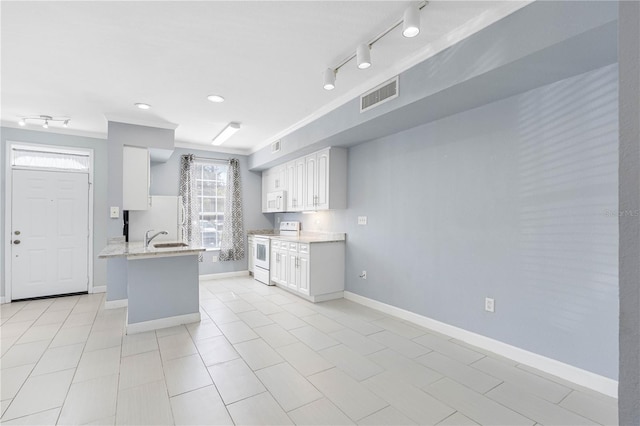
360, 270, 367, 279
357, 216, 368, 225
110, 206, 119, 219
485, 297, 495, 313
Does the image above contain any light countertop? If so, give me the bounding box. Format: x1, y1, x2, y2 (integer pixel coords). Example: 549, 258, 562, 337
258, 232, 346, 244
98, 240, 205, 259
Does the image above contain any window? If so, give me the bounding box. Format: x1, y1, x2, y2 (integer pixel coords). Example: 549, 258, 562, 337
195, 161, 228, 249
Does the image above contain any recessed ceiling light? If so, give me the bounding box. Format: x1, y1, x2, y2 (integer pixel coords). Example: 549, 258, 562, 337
207, 95, 225, 103
135, 103, 151, 110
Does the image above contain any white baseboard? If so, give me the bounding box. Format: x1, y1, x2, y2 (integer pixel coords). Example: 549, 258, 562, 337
199, 270, 249, 281
344, 291, 618, 398
126, 312, 201, 335
91, 285, 106, 294
104, 298, 128, 309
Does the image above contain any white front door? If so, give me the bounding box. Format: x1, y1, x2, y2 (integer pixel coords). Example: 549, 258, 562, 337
11, 169, 89, 300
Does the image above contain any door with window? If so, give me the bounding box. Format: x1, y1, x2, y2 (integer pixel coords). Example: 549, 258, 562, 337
11, 169, 89, 299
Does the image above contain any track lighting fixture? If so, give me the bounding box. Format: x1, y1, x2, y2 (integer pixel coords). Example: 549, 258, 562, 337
212, 122, 241, 145
323, 68, 336, 90
17, 115, 70, 129
402, 4, 421, 38
323, 1, 427, 90
356, 44, 371, 69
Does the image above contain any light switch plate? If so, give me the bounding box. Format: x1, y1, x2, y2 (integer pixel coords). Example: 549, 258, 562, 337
110, 206, 120, 219
357, 216, 368, 225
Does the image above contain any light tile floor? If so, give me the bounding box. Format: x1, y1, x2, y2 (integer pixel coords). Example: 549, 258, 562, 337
0, 276, 618, 425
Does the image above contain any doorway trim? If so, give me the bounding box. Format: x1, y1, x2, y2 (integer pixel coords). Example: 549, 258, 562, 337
4, 141, 95, 303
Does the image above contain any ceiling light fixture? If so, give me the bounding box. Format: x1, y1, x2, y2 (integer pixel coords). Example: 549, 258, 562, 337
135, 103, 151, 110
17, 115, 70, 129
323, 68, 336, 90
356, 44, 371, 69
323, 1, 427, 90
402, 4, 421, 38
207, 95, 225, 103
212, 122, 241, 146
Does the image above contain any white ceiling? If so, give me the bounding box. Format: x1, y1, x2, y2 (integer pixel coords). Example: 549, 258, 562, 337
1, 1, 528, 154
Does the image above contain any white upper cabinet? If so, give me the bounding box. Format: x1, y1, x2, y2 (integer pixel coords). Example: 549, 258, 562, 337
122, 146, 150, 210
262, 147, 346, 213
304, 153, 317, 210
285, 161, 297, 211
262, 165, 288, 213
294, 158, 305, 211
304, 147, 346, 211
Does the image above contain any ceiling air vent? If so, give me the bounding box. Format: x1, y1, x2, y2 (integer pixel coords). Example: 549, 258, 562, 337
360, 76, 399, 113
271, 140, 281, 153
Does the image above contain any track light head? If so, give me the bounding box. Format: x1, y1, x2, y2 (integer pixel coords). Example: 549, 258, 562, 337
356, 44, 371, 69
323, 68, 336, 90
403, 4, 421, 38
63, 119, 70, 128
43, 120, 49, 129
18, 118, 26, 126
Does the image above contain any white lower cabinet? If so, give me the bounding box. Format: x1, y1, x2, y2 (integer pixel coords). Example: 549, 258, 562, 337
248, 235, 254, 275
270, 238, 344, 302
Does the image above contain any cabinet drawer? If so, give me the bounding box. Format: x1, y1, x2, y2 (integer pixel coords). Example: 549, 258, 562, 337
289, 242, 298, 251
272, 240, 280, 249
299, 244, 309, 254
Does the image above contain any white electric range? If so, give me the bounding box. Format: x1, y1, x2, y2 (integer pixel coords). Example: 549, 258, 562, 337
253, 221, 300, 285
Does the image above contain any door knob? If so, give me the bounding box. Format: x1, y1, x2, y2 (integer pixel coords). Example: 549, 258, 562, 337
13, 240, 21, 244
14, 230, 20, 235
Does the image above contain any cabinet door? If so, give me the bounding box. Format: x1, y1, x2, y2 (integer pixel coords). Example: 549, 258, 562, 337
261, 171, 268, 213
248, 237, 255, 274
304, 154, 317, 210
285, 161, 296, 211
288, 251, 298, 290
316, 149, 330, 210
294, 158, 305, 212
298, 253, 310, 295
275, 165, 286, 191
270, 243, 277, 283
123, 146, 150, 210
278, 248, 288, 287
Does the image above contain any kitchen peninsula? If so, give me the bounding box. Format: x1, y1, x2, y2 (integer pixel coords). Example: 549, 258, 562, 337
99, 238, 205, 334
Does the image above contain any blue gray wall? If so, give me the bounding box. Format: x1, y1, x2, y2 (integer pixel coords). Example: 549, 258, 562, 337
0, 127, 109, 298
278, 64, 619, 379
149, 147, 273, 275
618, 0, 640, 422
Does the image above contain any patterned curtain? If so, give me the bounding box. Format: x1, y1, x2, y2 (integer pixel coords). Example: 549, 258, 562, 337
179, 154, 202, 251
219, 158, 245, 261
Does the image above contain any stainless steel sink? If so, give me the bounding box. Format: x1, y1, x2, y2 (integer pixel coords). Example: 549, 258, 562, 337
153, 242, 188, 248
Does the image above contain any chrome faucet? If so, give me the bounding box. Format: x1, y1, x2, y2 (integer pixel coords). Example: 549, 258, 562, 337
145, 229, 168, 248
